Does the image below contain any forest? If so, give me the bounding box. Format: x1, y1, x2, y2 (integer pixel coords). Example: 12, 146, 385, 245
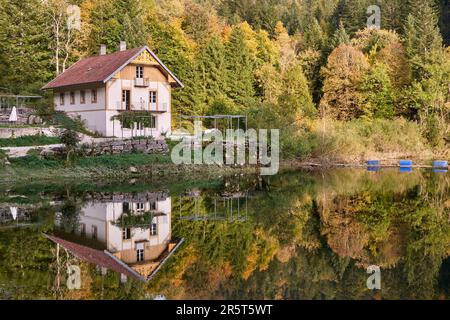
0, 0, 449, 161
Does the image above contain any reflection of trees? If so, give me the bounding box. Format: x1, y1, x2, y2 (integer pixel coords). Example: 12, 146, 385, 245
151, 169, 450, 300
0, 206, 55, 299
59, 199, 80, 234
1, 169, 449, 300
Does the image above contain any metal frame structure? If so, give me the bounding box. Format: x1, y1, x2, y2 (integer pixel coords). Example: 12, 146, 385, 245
180, 114, 248, 132
0, 94, 43, 109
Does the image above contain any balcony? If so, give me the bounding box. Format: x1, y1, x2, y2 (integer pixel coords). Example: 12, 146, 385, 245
134, 78, 149, 87
150, 102, 168, 112
114, 101, 168, 112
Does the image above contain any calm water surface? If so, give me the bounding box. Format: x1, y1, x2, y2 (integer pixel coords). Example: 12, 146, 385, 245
0, 168, 449, 300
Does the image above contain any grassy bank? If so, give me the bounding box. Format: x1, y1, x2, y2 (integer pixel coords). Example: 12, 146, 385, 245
277, 118, 446, 163
0, 135, 60, 147
0, 152, 259, 185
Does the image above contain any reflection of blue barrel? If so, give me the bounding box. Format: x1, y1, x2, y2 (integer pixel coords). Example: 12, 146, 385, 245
433, 161, 448, 168
367, 160, 381, 172
400, 167, 413, 173
433, 169, 448, 173
399, 160, 413, 167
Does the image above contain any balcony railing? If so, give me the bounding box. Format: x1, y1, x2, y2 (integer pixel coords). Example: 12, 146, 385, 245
115, 101, 168, 112
134, 78, 149, 87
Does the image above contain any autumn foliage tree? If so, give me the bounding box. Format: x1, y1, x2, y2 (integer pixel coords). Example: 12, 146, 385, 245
320, 45, 370, 120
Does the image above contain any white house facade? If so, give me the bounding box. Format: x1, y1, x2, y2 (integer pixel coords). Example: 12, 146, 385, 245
43, 43, 183, 138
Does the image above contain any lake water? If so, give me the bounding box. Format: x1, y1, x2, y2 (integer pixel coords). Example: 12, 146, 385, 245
0, 168, 449, 300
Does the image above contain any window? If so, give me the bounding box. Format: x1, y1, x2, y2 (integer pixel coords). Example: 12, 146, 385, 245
92, 225, 98, 240
80, 90, 85, 104
136, 202, 145, 212
151, 218, 157, 236
70, 92, 75, 104
123, 202, 130, 213
122, 228, 131, 240
149, 115, 156, 129
91, 89, 97, 103
149, 201, 156, 211
80, 224, 86, 237
122, 90, 130, 110
136, 66, 144, 79
149, 91, 157, 104
59, 93, 65, 105
137, 249, 144, 262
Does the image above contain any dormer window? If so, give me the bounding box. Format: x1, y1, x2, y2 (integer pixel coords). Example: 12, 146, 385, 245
136, 66, 144, 79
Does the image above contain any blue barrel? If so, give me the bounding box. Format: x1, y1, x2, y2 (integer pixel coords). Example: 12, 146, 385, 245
399, 160, 413, 167
433, 161, 448, 168
367, 160, 380, 166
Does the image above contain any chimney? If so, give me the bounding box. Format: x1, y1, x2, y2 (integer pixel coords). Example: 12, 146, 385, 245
99, 44, 106, 55
119, 41, 127, 51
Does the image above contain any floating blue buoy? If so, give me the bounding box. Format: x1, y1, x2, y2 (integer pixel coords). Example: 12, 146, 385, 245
399, 160, 413, 167
433, 160, 448, 168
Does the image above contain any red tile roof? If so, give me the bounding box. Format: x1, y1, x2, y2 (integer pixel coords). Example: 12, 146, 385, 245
44, 234, 145, 282
42, 46, 183, 90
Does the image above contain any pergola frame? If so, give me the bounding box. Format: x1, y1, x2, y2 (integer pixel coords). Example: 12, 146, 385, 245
180, 114, 248, 132
0, 94, 43, 110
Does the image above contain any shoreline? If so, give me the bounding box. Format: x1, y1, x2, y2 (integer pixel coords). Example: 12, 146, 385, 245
0, 156, 448, 187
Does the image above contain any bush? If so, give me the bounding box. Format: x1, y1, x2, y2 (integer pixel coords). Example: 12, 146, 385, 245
0, 149, 7, 167
59, 129, 81, 162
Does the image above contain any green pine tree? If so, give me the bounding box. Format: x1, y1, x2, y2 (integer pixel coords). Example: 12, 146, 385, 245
0, 0, 53, 94
225, 26, 256, 108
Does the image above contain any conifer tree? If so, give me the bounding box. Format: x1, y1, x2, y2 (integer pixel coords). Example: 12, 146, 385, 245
225, 26, 256, 107
404, 1, 443, 64
188, 37, 228, 114
329, 21, 350, 50
0, 0, 52, 93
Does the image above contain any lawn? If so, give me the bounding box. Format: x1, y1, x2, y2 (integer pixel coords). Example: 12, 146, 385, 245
0, 135, 60, 147
7, 152, 172, 170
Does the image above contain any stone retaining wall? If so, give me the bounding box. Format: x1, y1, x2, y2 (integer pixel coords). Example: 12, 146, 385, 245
41, 138, 169, 158
0, 126, 60, 139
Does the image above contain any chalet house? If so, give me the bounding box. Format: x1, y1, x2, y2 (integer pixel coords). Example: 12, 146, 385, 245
42, 42, 183, 138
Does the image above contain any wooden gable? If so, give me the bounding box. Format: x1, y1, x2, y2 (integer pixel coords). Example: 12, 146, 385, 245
132, 50, 158, 65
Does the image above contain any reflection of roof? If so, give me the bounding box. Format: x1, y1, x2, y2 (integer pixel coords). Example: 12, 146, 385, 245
43, 234, 185, 282
43, 234, 145, 282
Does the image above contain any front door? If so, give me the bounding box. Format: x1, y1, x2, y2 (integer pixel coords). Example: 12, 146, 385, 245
122, 90, 130, 110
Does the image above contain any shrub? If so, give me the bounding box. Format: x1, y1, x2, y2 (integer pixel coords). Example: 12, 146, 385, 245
59, 129, 81, 162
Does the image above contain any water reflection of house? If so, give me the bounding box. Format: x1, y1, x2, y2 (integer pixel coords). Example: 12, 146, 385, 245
46, 192, 183, 282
